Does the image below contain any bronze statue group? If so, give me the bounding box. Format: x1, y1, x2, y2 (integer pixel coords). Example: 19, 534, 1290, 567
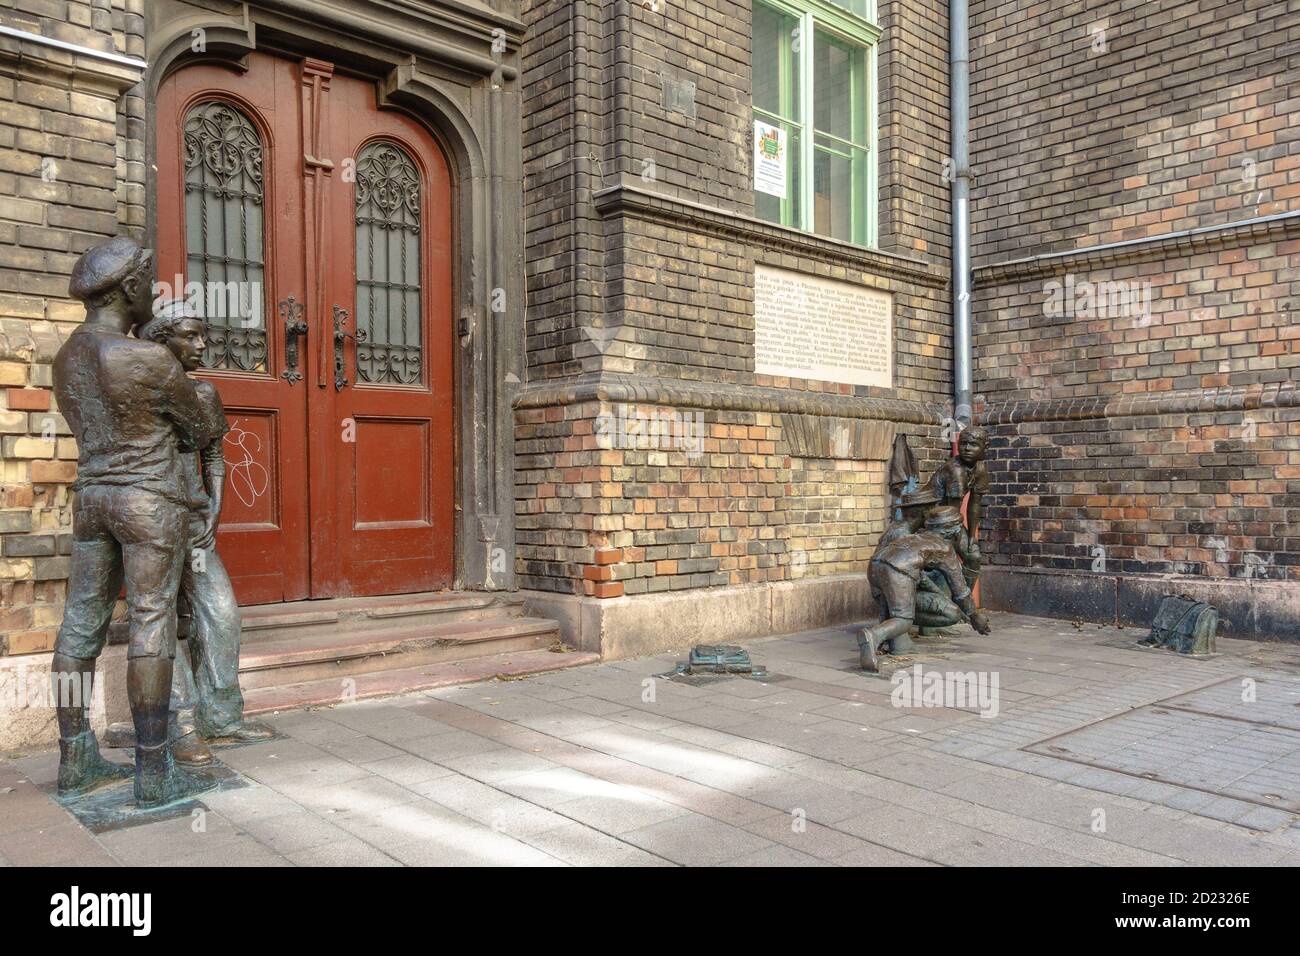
52, 237, 269, 809
49, 237, 992, 810
860, 426, 992, 671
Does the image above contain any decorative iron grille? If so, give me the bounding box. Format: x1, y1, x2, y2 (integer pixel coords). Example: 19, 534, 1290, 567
183, 101, 267, 372
354, 141, 422, 385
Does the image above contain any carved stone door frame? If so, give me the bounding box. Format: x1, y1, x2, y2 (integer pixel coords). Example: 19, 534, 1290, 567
142, 0, 525, 593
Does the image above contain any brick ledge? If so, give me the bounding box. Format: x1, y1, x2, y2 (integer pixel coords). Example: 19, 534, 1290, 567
974, 210, 1300, 287
593, 183, 948, 288
978, 380, 1300, 425
514, 372, 949, 424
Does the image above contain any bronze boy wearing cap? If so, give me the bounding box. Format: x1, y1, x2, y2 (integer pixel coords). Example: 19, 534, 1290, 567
52, 237, 220, 807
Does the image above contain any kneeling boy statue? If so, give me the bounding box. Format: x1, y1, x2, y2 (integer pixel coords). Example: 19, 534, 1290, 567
859, 506, 991, 672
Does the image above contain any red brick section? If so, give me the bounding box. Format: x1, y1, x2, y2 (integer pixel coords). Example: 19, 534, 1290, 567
970, 0, 1300, 587
969, 0, 1299, 262
517, 401, 891, 596
0, 0, 147, 659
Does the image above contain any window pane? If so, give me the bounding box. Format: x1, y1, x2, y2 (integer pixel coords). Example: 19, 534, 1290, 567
814, 28, 868, 146
354, 142, 423, 386
753, 1, 800, 122
754, 123, 801, 228
826, 0, 869, 18
183, 101, 267, 372
814, 134, 869, 243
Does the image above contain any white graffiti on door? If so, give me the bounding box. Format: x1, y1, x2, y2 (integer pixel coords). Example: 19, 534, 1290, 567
224, 423, 271, 509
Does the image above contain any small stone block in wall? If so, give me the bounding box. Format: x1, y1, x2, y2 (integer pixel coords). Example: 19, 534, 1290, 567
29, 460, 76, 483
1, 534, 55, 557
0, 363, 27, 387
32, 556, 70, 581
2, 437, 55, 458
7, 629, 56, 655
0, 511, 33, 534
6, 388, 51, 412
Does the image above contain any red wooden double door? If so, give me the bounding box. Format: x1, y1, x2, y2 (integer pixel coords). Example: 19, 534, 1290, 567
156, 52, 455, 605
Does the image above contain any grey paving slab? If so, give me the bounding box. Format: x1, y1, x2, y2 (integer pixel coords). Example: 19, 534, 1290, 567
360, 753, 458, 787
96, 813, 252, 866
522, 820, 676, 866
620, 813, 775, 866
284, 837, 401, 866
833, 843, 939, 866
554, 791, 690, 835
327, 795, 477, 847
392, 730, 509, 762
283, 774, 423, 815
384, 826, 561, 866
835, 805, 990, 860
740, 811, 885, 861
236, 809, 354, 855
929, 831, 1090, 867
152, 835, 292, 867
0, 819, 118, 866
494, 767, 618, 808
717, 843, 831, 866
200, 781, 307, 823
438, 747, 559, 784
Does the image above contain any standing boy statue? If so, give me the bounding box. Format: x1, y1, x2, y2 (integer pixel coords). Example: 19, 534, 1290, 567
52, 238, 219, 806
135, 302, 273, 762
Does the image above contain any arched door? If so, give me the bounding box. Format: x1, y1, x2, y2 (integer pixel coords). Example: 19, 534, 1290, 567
156, 52, 455, 605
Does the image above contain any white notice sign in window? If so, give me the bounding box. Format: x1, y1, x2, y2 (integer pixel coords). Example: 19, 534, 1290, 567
753, 121, 787, 199
753, 265, 893, 389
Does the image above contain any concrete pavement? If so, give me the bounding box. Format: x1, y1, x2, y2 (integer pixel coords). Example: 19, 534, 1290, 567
2, 612, 1298, 866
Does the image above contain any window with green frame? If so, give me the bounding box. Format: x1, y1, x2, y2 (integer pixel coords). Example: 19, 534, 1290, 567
752, 0, 879, 247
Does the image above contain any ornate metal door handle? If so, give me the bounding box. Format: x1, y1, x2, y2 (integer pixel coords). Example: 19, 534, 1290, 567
280, 296, 307, 384
333, 305, 366, 391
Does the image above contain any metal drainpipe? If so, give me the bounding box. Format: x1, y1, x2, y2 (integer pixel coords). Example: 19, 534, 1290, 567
951, 0, 973, 426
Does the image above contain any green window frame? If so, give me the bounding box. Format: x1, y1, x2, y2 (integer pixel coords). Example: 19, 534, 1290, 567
752, 0, 880, 247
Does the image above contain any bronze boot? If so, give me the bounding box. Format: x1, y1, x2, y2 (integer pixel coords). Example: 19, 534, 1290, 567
858, 628, 880, 673
134, 741, 217, 808
57, 730, 131, 797
171, 732, 213, 767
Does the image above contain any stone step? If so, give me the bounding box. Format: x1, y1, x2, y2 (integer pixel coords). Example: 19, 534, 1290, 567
106, 590, 526, 646
238, 591, 523, 643
242, 647, 600, 716
236, 616, 563, 690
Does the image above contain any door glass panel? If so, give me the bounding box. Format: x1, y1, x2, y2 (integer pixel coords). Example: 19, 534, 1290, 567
183, 101, 267, 371
354, 141, 423, 386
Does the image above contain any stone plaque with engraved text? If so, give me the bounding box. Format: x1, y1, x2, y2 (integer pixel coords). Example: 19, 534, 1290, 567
754, 265, 893, 388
